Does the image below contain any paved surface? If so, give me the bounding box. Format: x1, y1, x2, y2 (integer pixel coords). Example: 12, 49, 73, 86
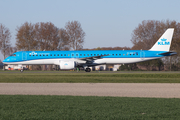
0, 83, 180, 98
1, 71, 180, 74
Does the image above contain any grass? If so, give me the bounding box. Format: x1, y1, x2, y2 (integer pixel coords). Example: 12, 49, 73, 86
0, 72, 180, 119
0, 95, 180, 119
0, 71, 180, 83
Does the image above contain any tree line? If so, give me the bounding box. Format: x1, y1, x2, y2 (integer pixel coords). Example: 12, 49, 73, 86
16, 21, 85, 51
0, 20, 180, 71
0, 21, 85, 59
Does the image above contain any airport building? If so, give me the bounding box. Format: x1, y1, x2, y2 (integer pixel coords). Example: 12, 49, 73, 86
4, 64, 27, 70
3, 64, 121, 71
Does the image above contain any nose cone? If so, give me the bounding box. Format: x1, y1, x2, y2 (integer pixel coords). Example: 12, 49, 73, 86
3, 59, 6, 63
3, 57, 9, 63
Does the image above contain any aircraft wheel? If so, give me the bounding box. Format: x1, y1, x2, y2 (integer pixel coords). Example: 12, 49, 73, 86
85, 68, 91, 72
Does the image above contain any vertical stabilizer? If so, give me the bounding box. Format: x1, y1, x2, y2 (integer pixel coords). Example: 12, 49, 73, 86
149, 28, 174, 51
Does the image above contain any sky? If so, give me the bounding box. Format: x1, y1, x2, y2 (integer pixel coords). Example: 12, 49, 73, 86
0, 0, 180, 61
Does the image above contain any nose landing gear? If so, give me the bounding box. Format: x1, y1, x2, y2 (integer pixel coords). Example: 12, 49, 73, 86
20, 69, 23, 72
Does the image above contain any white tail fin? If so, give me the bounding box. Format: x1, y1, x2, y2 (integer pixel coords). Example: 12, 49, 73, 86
149, 28, 174, 51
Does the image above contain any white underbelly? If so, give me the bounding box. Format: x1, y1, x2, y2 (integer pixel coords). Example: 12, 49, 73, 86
4, 57, 159, 65
92, 57, 159, 64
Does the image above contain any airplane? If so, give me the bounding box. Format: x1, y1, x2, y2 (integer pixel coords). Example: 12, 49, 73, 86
3, 28, 177, 72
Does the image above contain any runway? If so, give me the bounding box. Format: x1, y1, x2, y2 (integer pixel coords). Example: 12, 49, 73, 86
0, 83, 180, 98
1, 71, 180, 74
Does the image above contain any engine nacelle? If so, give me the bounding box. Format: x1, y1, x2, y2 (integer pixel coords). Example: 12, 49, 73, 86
59, 61, 75, 69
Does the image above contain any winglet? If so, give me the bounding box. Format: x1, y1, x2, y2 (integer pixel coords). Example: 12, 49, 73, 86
149, 28, 174, 51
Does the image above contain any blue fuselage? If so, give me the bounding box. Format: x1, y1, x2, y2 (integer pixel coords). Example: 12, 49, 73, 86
3, 50, 170, 64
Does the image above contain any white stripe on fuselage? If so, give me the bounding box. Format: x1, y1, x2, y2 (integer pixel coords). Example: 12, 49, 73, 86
3, 57, 160, 65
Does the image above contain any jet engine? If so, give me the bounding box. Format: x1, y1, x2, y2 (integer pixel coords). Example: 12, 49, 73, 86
59, 61, 75, 69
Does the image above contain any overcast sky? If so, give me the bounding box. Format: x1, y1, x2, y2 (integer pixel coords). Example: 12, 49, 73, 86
0, 0, 180, 61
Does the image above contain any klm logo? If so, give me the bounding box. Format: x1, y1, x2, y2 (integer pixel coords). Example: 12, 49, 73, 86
158, 38, 170, 45
29, 51, 37, 55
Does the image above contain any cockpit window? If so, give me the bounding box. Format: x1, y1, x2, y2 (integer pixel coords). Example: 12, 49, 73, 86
10, 54, 16, 56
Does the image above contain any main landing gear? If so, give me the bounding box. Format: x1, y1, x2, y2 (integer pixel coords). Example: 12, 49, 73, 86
85, 68, 91, 72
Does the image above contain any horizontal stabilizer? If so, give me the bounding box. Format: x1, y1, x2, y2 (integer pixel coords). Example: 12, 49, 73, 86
159, 51, 177, 56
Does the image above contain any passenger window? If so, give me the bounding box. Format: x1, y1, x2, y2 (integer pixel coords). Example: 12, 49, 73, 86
119, 54, 121, 55
84, 54, 85, 56
29, 55, 31, 56
43, 54, 45, 56
58, 54, 59, 56
36, 55, 38, 56
112, 54, 114, 56
72, 54, 74, 56
76, 54, 78, 56
126, 54, 128, 55
46, 54, 48, 56
116, 54, 117, 56
91, 54, 92, 56
64, 54, 66, 56
33, 55, 34, 56
80, 54, 82, 56
50, 54, 52, 56
40, 55, 41, 56
54, 54, 56, 56
61, 54, 63, 56
68, 54, 69, 56
87, 54, 89, 56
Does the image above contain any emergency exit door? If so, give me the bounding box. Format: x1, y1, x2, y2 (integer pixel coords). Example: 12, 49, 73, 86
22, 52, 27, 60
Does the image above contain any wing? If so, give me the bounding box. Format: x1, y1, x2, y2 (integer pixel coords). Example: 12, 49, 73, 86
78, 54, 109, 63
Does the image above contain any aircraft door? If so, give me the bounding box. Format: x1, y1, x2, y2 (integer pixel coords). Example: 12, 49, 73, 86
22, 52, 27, 60
140, 51, 145, 60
